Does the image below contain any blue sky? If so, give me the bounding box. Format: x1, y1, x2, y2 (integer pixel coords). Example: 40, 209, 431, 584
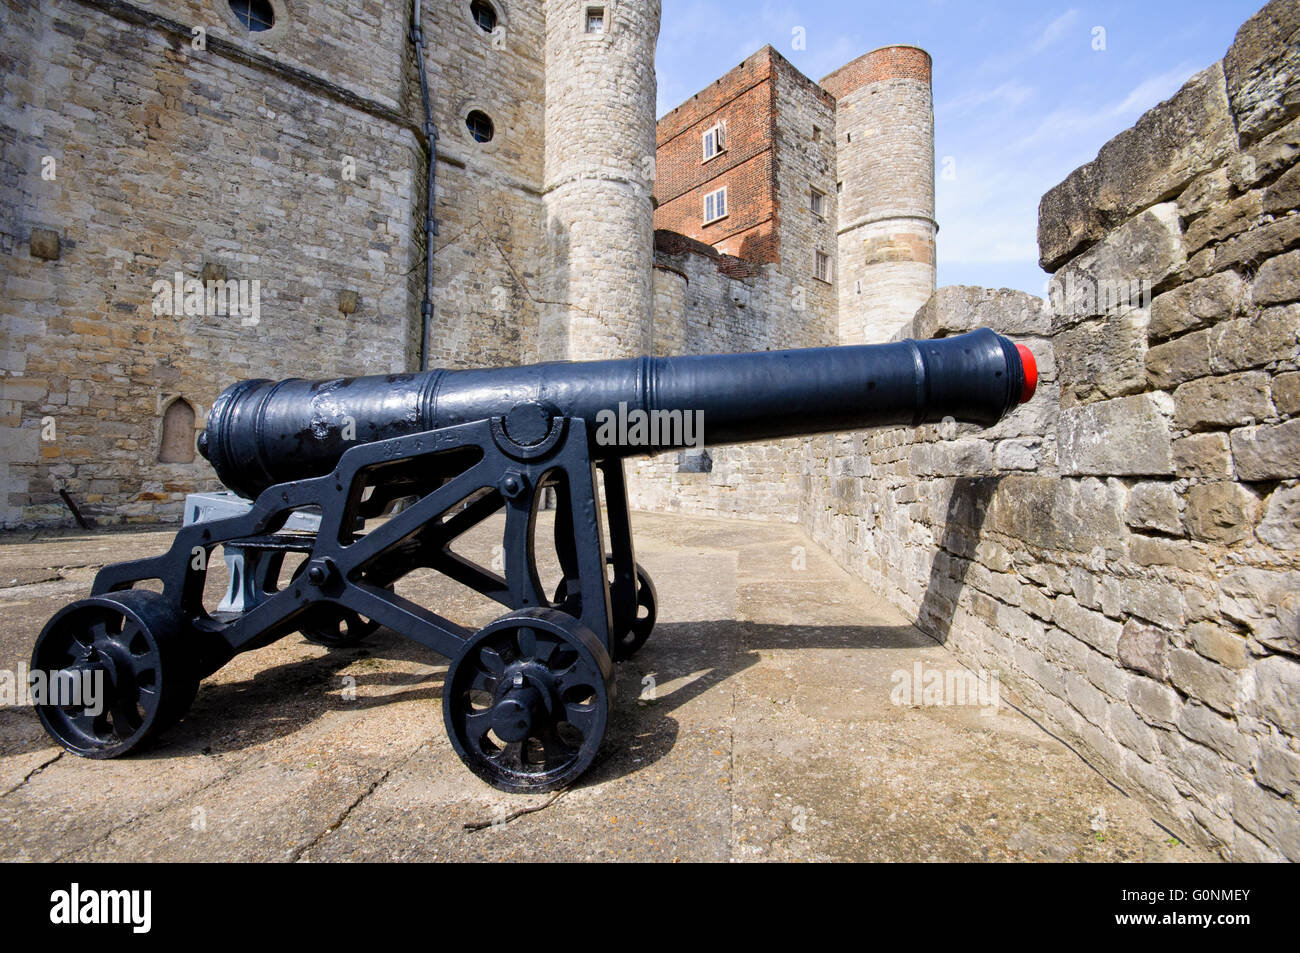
656, 0, 1263, 297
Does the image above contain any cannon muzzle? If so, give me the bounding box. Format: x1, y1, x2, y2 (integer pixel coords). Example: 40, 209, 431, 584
200, 328, 1037, 499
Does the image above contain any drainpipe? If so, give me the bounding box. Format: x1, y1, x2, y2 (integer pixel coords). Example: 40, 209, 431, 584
410, 0, 438, 370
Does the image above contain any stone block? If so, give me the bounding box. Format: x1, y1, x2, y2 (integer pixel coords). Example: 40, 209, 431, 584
1145, 330, 1211, 390
1047, 204, 1185, 324
1273, 371, 1300, 415
1056, 309, 1149, 404
1231, 418, 1300, 479
1223, 0, 1300, 144
1254, 740, 1300, 794
1173, 371, 1274, 430
1059, 394, 1174, 476
1125, 481, 1183, 535
1179, 701, 1252, 762
1117, 619, 1170, 678
1128, 675, 1181, 727
1253, 654, 1300, 736
1208, 305, 1300, 373
1253, 248, 1300, 306
1185, 481, 1260, 544
1148, 271, 1246, 340
1169, 647, 1240, 714
1257, 481, 1300, 548
1172, 432, 1233, 478
987, 476, 1127, 552
1190, 621, 1251, 668
1219, 568, 1300, 654
1054, 595, 1122, 656
912, 285, 1051, 338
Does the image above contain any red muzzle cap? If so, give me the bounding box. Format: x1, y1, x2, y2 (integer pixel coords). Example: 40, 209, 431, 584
1016, 344, 1037, 403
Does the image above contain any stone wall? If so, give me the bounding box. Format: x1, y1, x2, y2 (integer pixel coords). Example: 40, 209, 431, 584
627, 230, 808, 519
1, 0, 422, 526
0, 0, 555, 526
803, 0, 1300, 860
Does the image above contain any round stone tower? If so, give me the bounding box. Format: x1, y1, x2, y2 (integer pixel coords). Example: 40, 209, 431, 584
821, 46, 936, 345
541, 0, 660, 361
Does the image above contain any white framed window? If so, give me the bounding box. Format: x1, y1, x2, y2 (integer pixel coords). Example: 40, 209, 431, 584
810, 187, 826, 218
703, 186, 727, 224
815, 250, 832, 283
584, 5, 605, 33
702, 122, 726, 162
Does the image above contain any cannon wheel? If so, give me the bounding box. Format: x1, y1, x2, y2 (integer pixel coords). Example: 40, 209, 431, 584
553, 558, 657, 661
30, 590, 199, 758
443, 607, 612, 793
290, 561, 384, 647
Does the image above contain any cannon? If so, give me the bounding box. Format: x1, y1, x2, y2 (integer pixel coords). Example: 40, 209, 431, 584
31, 329, 1037, 791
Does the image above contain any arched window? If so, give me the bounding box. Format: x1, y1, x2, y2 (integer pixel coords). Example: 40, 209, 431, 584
159, 398, 196, 463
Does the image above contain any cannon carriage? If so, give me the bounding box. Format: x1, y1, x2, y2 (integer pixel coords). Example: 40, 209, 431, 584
31, 329, 1036, 791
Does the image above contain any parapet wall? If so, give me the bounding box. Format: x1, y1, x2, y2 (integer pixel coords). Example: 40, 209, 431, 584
804, 0, 1300, 861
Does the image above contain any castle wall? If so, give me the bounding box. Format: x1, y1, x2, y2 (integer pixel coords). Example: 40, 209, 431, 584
0, 0, 422, 527
422, 0, 546, 369
804, 2, 1300, 860
628, 233, 804, 519
0, 0, 549, 527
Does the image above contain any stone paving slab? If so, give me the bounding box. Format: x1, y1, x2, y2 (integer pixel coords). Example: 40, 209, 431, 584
0, 512, 1208, 862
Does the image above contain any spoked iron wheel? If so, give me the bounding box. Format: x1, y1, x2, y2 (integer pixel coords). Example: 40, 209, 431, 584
553, 557, 657, 661
444, 608, 612, 792
291, 562, 384, 647
30, 590, 198, 758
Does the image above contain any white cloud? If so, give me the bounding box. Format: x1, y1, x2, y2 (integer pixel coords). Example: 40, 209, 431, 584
1031, 9, 1080, 54
937, 81, 1036, 114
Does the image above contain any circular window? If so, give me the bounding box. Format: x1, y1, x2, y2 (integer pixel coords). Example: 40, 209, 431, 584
466, 110, 495, 143
470, 1, 498, 33
229, 0, 275, 32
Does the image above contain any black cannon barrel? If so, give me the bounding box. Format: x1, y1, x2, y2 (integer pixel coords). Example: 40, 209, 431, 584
199, 328, 1038, 499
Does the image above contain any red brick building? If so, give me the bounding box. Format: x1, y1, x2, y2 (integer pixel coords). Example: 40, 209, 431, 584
653, 43, 937, 345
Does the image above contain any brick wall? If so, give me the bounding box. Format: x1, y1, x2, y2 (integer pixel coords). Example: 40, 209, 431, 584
654, 47, 779, 262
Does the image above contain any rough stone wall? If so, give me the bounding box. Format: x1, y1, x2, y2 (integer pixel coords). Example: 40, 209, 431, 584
826, 47, 936, 345
1, 0, 422, 527
803, 1, 1300, 860
0, 0, 552, 526
541, 0, 659, 361
628, 230, 809, 517
422, 0, 547, 370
